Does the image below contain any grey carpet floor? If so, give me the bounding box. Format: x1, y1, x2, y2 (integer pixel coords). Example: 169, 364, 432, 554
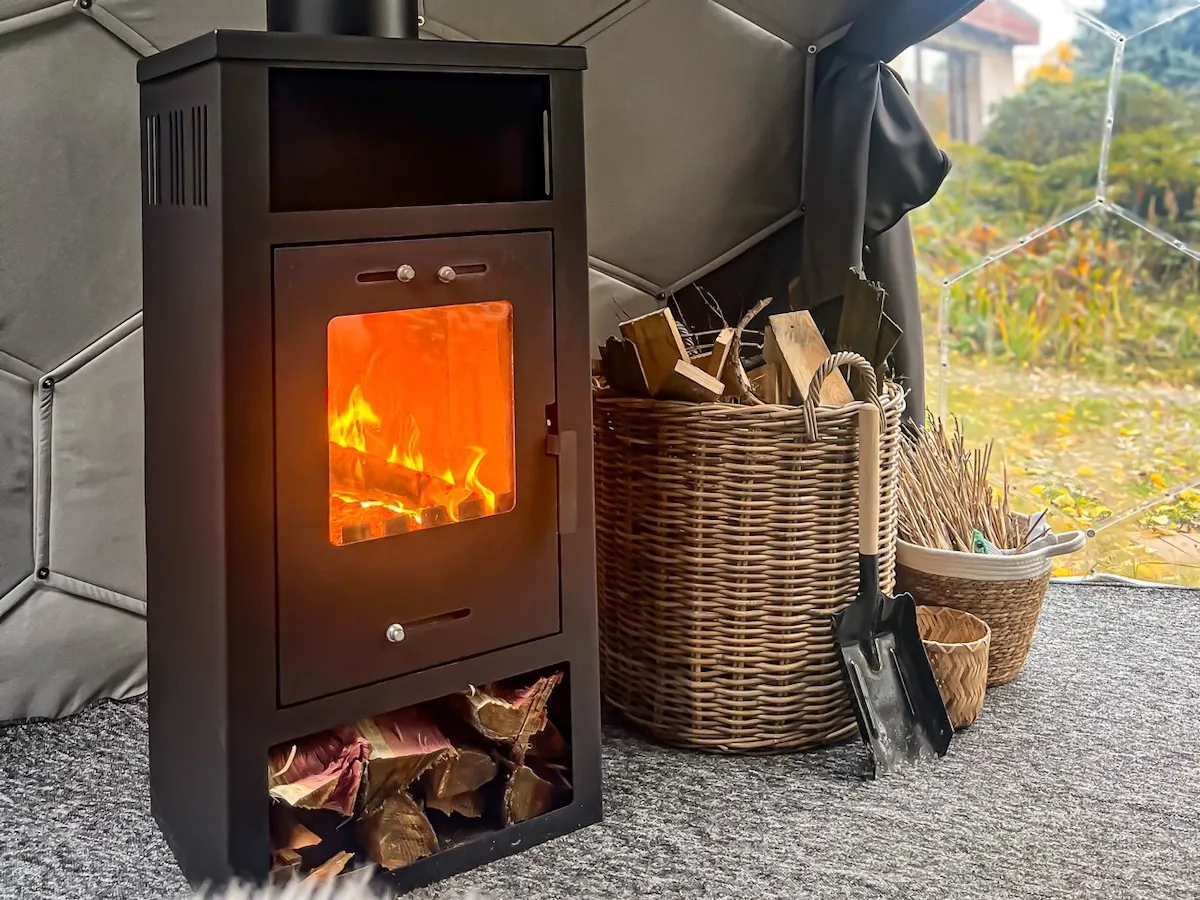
2, 584, 1198, 900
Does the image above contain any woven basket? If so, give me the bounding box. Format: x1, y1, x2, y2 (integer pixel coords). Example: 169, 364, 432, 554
594, 352, 902, 753
896, 530, 1084, 686
915, 605, 990, 729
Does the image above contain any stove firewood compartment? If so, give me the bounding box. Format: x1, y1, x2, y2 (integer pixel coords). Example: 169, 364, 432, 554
139, 30, 598, 893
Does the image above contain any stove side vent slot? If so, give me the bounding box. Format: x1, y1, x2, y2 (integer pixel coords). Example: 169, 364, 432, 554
191, 105, 209, 208
143, 113, 161, 206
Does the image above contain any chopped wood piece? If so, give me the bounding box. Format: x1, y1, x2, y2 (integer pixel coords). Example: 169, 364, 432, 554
457, 497, 485, 521
746, 362, 782, 405
305, 850, 355, 883
873, 312, 903, 377
619, 308, 688, 394
270, 847, 303, 882
837, 268, 885, 400
656, 360, 724, 403
269, 805, 323, 856
423, 746, 498, 800
766, 311, 854, 406
598, 336, 651, 397
531, 760, 573, 792
355, 707, 456, 807
453, 672, 563, 762
591, 358, 604, 378
699, 327, 735, 377
329, 442, 446, 510
528, 720, 570, 762
503, 763, 557, 827
425, 790, 487, 819
420, 505, 449, 528
357, 791, 439, 871
268, 728, 370, 817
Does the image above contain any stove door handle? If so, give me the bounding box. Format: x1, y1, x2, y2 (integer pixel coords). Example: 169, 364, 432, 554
547, 430, 578, 536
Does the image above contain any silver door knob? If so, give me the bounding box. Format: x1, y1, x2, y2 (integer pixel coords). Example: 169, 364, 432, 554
396, 265, 415, 283
437, 265, 457, 283
386, 623, 406, 643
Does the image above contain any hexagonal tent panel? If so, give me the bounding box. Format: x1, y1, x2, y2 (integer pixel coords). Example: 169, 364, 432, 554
914, 0, 1200, 589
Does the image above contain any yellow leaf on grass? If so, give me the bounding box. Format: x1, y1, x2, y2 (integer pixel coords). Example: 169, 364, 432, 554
1152, 515, 1171, 526
1075, 464, 1095, 477
1031, 485, 1045, 496
1150, 473, 1168, 490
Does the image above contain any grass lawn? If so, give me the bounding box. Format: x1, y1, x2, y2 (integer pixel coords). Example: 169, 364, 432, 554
928, 354, 1200, 586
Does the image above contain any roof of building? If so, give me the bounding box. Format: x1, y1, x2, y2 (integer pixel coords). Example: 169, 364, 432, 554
961, 0, 1041, 46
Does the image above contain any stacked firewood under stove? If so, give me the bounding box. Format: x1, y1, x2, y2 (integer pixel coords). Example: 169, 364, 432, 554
595, 270, 900, 406
267, 671, 570, 882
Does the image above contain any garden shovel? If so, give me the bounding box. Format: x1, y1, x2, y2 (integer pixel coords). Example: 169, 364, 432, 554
832, 404, 953, 777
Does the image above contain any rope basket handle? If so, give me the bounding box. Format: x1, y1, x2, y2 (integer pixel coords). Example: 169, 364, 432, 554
802, 351, 885, 440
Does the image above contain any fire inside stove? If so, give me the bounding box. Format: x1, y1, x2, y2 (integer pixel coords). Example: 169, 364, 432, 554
327, 301, 516, 546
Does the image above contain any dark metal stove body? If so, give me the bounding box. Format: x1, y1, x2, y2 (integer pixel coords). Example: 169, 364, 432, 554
138, 28, 598, 890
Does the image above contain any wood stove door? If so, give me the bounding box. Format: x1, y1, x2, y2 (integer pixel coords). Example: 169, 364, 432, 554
273, 232, 561, 705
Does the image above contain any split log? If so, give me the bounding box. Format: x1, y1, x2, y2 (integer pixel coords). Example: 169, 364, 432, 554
656, 360, 724, 403
696, 327, 734, 378
746, 362, 781, 405
329, 442, 448, 509
873, 312, 903, 378
305, 850, 355, 883
765, 311, 853, 406
354, 707, 456, 806
357, 790, 439, 871
528, 720, 570, 762
422, 746, 498, 800
836, 268, 885, 400
269, 805, 323, 859
452, 672, 563, 762
619, 308, 688, 394
270, 848, 303, 883
598, 336, 651, 397
502, 761, 562, 827
425, 790, 487, 819
268, 728, 371, 817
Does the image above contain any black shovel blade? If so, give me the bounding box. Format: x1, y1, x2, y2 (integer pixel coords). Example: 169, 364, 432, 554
833, 590, 953, 778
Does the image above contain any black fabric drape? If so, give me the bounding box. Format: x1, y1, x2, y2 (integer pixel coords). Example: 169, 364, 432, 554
799, 0, 984, 423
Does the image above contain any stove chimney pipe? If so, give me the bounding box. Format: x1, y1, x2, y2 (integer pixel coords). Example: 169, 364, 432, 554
266, 0, 421, 39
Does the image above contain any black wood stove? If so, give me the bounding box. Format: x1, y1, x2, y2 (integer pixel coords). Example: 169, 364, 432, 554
138, 0, 599, 889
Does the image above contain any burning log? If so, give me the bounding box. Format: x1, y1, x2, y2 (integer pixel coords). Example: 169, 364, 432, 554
268, 728, 370, 817
357, 790, 440, 871
452, 672, 564, 762
329, 442, 448, 509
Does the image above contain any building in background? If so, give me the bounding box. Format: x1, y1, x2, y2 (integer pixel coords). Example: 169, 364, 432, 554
892, 0, 1040, 143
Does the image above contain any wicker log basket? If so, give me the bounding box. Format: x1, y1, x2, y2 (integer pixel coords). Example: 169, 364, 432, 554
594, 351, 903, 753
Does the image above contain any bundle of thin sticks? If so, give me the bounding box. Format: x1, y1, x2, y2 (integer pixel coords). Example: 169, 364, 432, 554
898, 415, 1025, 552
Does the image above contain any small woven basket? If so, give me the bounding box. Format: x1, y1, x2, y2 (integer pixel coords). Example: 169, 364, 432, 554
594, 352, 902, 753
915, 605, 990, 729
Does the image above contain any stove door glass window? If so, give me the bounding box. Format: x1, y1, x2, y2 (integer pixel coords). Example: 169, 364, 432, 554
327, 301, 516, 546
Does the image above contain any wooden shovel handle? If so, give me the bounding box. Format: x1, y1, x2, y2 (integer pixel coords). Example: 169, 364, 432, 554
859, 404, 881, 556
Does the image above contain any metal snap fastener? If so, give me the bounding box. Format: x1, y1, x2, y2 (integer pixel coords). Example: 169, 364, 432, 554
396, 265, 415, 283
386, 623, 406, 643
437, 266, 457, 284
